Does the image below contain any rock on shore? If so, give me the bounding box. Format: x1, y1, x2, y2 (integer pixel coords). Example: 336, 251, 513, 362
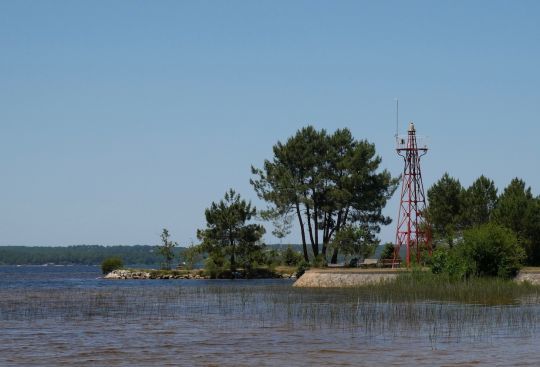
104, 270, 150, 279
104, 268, 298, 280
514, 270, 540, 285
104, 269, 207, 280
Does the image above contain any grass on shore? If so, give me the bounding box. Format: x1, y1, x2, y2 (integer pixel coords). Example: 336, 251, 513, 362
358, 270, 540, 305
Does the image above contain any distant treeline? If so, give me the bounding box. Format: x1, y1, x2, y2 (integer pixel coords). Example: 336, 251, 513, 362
0, 244, 321, 266
0, 245, 184, 266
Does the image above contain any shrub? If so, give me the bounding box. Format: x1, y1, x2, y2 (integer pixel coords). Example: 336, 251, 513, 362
264, 248, 281, 266
183, 243, 203, 270
282, 246, 302, 266
203, 257, 225, 279
101, 257, 123, 274
430, 247, 448, 275
457, 223, 525, 278
380, 242, 396, 260
296, 260, 310, 278
429, 224, 524, 279
444, 250, 472, 280
311, 254, 327, 268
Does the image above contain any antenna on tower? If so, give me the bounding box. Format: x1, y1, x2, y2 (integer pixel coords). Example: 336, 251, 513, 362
394, 98, 399, 139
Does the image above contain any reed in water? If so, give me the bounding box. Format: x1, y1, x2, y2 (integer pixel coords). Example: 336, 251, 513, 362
1, 274, 539, 342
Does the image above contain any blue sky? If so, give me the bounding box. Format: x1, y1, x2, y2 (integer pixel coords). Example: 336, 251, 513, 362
0, 1, 539, 246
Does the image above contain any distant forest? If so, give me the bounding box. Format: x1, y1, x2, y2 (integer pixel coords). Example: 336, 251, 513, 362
0, 245, 185, 266
0, 244, 388, 266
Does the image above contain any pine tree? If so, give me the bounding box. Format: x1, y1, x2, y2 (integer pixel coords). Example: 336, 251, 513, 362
251, 126, 398, 264
197, 189, 266, 273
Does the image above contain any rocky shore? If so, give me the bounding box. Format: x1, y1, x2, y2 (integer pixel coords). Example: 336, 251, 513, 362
104, 269, 297, 280
104, 269, 208, 280
514, 269, 540, 285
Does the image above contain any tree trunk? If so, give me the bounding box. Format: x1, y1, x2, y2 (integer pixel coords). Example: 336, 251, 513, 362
295, 202, 309, 261
331, 248, 339, 264
230, 251, 236, 272
329, 210, 343, 240
305, 204, 318, 257
230, 238, 236, 273
314, 205, 319, 250
330, 208, 348, 264
321, 212, 329, 256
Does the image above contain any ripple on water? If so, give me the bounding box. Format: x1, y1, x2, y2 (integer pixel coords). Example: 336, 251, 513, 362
1, 266, 540, 366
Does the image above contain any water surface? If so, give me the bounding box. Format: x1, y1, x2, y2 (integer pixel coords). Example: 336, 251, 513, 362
1, 265, 539, 366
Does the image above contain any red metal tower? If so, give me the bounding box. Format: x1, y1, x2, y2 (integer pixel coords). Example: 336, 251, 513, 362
394, 122, 431, 267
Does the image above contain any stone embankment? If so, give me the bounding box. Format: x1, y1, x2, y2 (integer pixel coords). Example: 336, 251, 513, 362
104, 269, 207, 280
514, 269, 540, 285
293, 268, 540, 288
293, 268, 402, 288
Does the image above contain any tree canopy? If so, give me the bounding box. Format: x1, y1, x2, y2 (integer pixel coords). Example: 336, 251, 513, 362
427, 174, 540, 266
197, 189, 266, 273
461, 175, 498, 228
492, 178, 540, 265
251, 126, 398, 263
426, 173, 464, 247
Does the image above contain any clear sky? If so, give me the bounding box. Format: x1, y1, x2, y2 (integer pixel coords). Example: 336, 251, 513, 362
1, 1, 539, 246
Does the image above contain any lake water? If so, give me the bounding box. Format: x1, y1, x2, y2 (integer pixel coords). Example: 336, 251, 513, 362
1, 265, 540, 366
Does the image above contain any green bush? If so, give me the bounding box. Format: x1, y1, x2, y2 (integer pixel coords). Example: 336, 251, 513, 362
203, 257, 225, 279
296, 260, 310, 278
380, 243, 396, 260
263, 248, 280, 267
445, 250, 473, 279
431, 224, 525, 279
457, 223, 525, 278
430, 247, 448, 274
101, 257, 123, 274
311, 254, 327, 268
282, 246, 302, 266
183, 243, 203, 270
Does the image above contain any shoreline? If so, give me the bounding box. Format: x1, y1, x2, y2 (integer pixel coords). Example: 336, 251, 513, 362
103, 267, 540, 286
293, 268, 540, 288
104, 268, 298, 280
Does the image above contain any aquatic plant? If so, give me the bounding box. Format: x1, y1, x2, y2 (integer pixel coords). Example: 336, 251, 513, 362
1, 278, 539, 343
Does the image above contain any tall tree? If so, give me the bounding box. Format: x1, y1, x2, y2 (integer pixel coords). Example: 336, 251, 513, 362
426, 173, 464, 247
492, 178, 540, 265
157, 228, 177, 270
492, 178, 534, 236
251, 126, 398, 263
197, 189, 266, 272
462, 175, 498, 228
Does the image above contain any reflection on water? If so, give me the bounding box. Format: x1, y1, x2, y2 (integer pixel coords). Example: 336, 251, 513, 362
1, 266, 540, 366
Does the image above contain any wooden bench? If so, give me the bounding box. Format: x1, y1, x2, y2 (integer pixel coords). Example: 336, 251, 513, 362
379, 259, 401, 268
359, 258, 379, 268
